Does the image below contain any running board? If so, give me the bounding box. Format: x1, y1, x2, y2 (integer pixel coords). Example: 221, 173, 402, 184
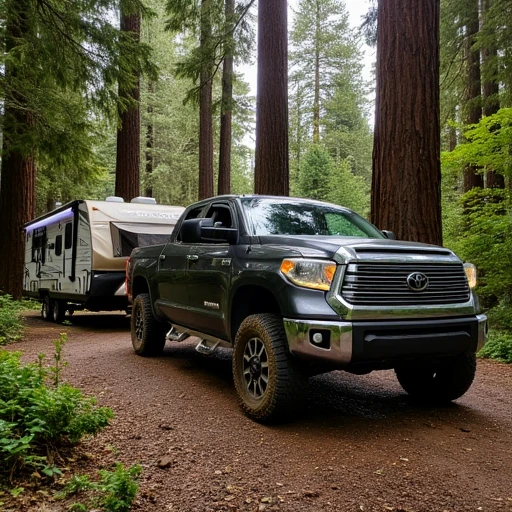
195, 339, 220, 355
166, 328, 190, 342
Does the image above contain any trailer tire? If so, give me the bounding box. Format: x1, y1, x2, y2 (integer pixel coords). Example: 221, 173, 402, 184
131, 293, 166, 356
41, 296, 53, 321
52, 300, 66, 324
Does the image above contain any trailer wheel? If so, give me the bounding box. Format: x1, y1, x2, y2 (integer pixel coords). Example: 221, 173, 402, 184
52, 300, 66, 324
233, 314, 308, 423
41, 296, 53, 322
131, 293, 166, 356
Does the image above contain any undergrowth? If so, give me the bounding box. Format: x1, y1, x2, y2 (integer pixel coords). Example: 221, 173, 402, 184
0, 333, 113, 480
0, 295, 37, 345
478, 330, 512, 363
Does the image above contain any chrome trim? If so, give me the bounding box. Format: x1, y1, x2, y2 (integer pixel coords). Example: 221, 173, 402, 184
284, 318, 353, 366
326, 245, 479, 321
476, 314, 488, 352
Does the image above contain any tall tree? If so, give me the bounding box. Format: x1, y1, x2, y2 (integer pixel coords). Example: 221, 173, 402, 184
0, 0, 36, 298
462, 0, 483, 192
218, 0, 235, 195
116, 1, 142, 201
0, 0, 152, 298
198, 0, 215, 199
254, 0, 289, 195
371, 0, 442, 245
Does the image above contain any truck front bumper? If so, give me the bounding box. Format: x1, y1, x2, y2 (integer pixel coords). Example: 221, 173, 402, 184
284, 314, 488, 368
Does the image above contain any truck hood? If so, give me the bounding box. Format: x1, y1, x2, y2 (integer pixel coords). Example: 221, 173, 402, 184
258, 235, 461, 264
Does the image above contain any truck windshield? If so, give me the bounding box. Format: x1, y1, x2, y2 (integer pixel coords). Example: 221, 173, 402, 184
241, 198, 384, 238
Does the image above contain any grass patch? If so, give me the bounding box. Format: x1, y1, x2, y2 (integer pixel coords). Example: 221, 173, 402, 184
478, 329, 512, 363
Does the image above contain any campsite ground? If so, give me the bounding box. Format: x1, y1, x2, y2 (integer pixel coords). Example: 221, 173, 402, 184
5, 312, 512, 512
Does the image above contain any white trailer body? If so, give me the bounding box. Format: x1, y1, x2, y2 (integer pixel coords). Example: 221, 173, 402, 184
23, 199, 184, 321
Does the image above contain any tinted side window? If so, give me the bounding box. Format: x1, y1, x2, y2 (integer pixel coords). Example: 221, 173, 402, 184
55, 235, 62, 256
205, 205, 233, 228
65, 223, 73, 249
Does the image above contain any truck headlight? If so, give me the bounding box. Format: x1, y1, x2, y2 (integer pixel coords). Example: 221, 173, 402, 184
280, 259, 336, 291
464, 262, 477, 289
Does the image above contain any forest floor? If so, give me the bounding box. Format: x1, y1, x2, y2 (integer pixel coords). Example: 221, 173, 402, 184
2, 312, 512, 512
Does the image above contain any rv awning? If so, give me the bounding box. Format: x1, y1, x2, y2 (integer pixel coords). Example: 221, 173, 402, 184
110, 222, 174, 257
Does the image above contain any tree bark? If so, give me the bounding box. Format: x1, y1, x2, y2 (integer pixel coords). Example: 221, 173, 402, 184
313, 0, 321, 143
0, 1, 36, 299
481, 0, 504, 188
199, 0, 214, 200
145, 80, 155, 198
218, 0, 235, 196
462, 0, 483, 192
371, 0, 442, 245
115, 6, 141, 202
254, 0, 289, 196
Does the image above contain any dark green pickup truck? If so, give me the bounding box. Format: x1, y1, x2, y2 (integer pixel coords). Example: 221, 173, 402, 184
126, 195, 487, 422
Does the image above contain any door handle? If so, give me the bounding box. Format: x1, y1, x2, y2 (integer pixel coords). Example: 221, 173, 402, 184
159, 254, 166, 261
187, 254, 199, 261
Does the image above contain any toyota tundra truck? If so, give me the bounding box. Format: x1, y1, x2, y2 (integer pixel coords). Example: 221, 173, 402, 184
126, 195, 488, 422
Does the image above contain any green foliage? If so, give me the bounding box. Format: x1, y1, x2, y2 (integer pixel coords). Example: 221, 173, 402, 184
0, 295, 32, 345
297, 144, 370, 217
59, 463, 142, 512
0, 337, 113, 478
479, 330, 512, 363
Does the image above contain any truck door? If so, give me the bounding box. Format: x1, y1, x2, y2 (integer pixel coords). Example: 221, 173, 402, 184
186, 202, 235, 338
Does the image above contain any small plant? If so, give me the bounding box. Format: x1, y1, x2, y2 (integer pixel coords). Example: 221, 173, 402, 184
0, 335, 113, 479
479, 330, 512, 364
0, 295, 27, 345
59, 463, 142, 512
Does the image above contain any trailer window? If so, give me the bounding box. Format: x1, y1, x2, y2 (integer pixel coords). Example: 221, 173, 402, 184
31, 227, 47, 264
65, 223, 73, 249
55, 235, 62, 256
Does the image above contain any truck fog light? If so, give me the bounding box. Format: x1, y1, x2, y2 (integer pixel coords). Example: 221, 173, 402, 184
312, 332, 323, 344
309, 329, 331, 349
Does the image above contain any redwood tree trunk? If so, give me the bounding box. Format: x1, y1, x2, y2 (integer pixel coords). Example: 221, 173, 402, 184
371, 0, 442, 245
0, 1, 36, 298
199, 0, 214, 200
218, 0, 235, 195
115, 7, 141, 202
254, 0, 289, 196
481, 0, 504, 189
462, 0, 483, 192
145, 81, 155, 198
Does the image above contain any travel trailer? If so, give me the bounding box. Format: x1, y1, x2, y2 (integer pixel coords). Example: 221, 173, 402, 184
23, 197, 185, 323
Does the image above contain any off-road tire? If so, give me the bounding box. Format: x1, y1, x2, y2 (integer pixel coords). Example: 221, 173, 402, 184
131, 293, 166, 357
395, 353, 477, 403
52, 300, 66, 324
41, 296, 53, 321
233, 314, 308, 423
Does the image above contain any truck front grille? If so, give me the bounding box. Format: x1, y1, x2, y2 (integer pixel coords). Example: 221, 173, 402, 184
340, 263, 471, 306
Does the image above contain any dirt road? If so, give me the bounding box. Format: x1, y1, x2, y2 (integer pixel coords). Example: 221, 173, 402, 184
10, 313, 512, 512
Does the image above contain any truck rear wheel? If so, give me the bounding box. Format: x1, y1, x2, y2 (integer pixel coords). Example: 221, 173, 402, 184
233, 314, 308, 423
395, 353, 477, 402
131, 293, 166, 357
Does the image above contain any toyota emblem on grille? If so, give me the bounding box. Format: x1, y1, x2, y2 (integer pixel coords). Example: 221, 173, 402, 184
406, 272, 429, 292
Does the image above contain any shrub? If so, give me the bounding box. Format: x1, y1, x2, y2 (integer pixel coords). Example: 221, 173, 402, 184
0, 334, 113, 478
0, 295, 27, 345
479, 330, 512, 364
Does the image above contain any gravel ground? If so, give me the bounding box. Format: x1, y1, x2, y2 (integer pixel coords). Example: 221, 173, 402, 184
4, 312, 512, 512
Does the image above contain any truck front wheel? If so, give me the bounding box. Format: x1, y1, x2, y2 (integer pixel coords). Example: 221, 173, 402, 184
395, 353, 477, 402
131, 293, 166, 357
233, 314, 308, 423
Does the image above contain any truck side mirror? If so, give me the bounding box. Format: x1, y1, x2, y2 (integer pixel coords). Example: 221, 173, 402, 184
181, 218, 214, 244
382, 230, 396, 240
201, 226, 239, 245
